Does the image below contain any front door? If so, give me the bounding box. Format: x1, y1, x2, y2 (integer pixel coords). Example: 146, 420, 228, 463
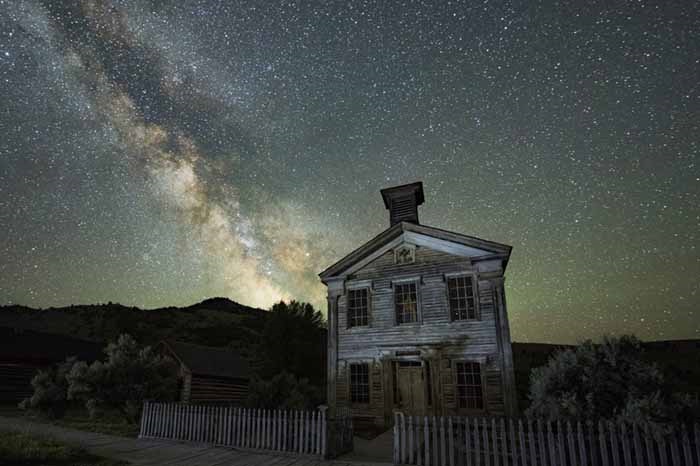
397, 363, 426, 416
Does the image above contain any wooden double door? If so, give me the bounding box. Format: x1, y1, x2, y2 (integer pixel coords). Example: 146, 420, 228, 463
395, 361, 428, 416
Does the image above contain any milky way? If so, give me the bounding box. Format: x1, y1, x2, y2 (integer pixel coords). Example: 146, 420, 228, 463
0, 0, 698, 343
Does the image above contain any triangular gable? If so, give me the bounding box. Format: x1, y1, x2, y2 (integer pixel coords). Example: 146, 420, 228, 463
319, 222, 511, 281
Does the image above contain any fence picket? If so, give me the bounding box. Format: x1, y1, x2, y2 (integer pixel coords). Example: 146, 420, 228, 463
566, 421, 577, 466
578, 421, 588, 466
501, 418, 508, 466
669, 425, 681, 466
425, 416, 431, 466
493, 417, 500, 466
440, 416, 447, 466
694, 424, 700, 466
607, 422, 619, 466
409, 415, 414, 465
681, 424, 692, 466
658, 430, 668, 466
620, 423, 632, 466
644, 423, 656, 466
631, 423, 643, 466
537, 420, 547, 466
433, 416, 439, 466
394, 413, 400, 464
483, 418, 490, 466
548, 421, 558, 466
518, 419, 528, 466
449, 417, 455, 466
511, 418, 519, 466
528, 419, 537, 466
474, 418, 481, 466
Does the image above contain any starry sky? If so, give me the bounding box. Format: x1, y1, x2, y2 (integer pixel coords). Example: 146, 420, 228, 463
1, 0, 698, 344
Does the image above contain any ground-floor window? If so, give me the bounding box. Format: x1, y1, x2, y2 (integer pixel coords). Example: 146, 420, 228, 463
455, 361, 484, 410
350, 363, 370, 404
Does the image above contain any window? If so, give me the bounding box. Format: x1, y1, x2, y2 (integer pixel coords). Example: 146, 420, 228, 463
394, 282, 418, 324
350, 363, 370, 404
448, 275, 477, 320
347, 288, 369, 327
455, 362, 484, 410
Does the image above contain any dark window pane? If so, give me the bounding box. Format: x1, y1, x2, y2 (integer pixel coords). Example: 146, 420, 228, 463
455, 362, 484, 410
395, 282, 418, 324
350, 363, 370, 403
448, 276, 477, 320
348, 288, 369, 327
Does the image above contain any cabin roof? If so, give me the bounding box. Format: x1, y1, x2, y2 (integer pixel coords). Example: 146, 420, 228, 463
160, 341, 250, 379
319, 221, 512, 281
0, 326, 103, 365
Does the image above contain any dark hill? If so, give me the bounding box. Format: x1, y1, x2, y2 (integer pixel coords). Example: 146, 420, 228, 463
0, 299, 269, 355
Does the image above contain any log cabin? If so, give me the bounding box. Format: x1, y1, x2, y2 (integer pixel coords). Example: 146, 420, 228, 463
159, 341, 250, 405
320, 182, 518, 430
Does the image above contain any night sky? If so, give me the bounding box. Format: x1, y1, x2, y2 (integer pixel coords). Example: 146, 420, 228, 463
1, 0, 698, 344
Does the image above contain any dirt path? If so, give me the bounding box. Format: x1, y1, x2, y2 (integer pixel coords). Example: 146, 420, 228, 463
0, 415, 391, 466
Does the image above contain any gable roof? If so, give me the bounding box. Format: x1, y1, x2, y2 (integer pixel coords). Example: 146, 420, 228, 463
160, 341, 250, 379
0, 326, 103, 365
319, 221, 512, 281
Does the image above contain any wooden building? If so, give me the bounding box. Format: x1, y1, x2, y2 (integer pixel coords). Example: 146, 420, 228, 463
159, 341, 250, 405
320, 182, 518, 429
0, 326, 102, 403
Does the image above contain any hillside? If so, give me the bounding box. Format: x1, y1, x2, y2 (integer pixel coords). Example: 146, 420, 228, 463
0, 298, 268, 355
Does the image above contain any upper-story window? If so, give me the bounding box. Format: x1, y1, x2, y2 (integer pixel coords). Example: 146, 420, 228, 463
347, 288, 369, 327
394, 282, 418, 324
447, 275, 478, 320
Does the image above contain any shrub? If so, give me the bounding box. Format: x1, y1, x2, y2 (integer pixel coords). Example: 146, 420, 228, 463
67, 334, 179, 422
526, 335, 699, 429
19, 357, 77, 419
247, 371, 323, 410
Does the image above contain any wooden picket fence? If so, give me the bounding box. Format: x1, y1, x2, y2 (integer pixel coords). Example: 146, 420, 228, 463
139, 401, 326, 457
393, 413, 700, 466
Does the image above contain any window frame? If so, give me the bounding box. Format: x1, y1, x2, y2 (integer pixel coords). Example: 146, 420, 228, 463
444, 272, 480, 322
346, 286, 371, 329
348, 362, 371, 406
392, 277, 422, 326
453, 360, 487, 413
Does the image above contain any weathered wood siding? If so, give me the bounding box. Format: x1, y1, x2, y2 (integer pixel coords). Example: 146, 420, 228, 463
333, 245, 512, 426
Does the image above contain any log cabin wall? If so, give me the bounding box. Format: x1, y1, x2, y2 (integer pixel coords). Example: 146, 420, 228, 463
188, 374, 249, 405
332, 245, 515, 429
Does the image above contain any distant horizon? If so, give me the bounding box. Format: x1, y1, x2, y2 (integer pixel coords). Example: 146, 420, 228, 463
2, 296, 698, 346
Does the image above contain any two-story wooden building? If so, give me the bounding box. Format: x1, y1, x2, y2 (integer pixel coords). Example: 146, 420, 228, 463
320, 182, 518, 429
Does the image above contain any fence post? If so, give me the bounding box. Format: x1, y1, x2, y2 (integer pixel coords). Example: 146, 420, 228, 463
433, 416, 439, 466
475, 418, 481, 466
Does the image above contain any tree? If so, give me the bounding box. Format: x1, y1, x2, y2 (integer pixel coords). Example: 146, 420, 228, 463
526, 335, 699, 428
261, 301, 326, 387
19, 357, 76, 419
67, 334, 179, 422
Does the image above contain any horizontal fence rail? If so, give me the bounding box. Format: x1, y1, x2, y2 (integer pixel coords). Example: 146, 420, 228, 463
139, 401, 326, 457
394, 413, 700, 466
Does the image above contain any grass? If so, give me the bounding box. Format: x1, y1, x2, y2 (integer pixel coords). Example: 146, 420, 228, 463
0, 430, 128, 466
1, 405, 140, 438
51, 411, 139, 438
